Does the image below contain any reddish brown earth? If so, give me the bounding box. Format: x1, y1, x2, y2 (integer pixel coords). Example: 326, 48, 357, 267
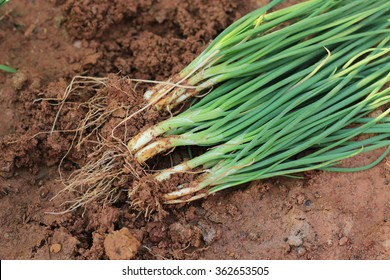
0, 0, 389, 260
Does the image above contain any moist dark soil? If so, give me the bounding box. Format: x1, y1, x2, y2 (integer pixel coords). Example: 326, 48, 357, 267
0, 0, 389, 260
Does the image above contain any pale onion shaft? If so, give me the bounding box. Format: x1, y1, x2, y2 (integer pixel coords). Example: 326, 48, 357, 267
135, 138, 175, 163
128, 116, 195, 152
163, 183, 205, 201
128, 126, 166, 152
164, 193, 207, 204
154, 161, 192, 181
135, 136, 198, 163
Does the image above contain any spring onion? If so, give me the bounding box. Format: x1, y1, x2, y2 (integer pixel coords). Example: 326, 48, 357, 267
127, 0, 390, 204
57, 0, 390, 211
143, 0, 389, 111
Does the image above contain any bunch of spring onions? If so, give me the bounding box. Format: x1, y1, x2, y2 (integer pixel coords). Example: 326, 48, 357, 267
126, 0, 390, 204
143, 0, 388, 111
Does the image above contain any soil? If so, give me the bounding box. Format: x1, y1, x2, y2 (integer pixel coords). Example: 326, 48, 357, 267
0, 0, 389, 260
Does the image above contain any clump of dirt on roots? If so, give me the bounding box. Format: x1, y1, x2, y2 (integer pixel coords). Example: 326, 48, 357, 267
50, 74, 195, 218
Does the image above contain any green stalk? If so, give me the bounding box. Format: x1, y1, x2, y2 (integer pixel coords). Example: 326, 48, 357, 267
133, 33, 389, 161
159, 47, 390, 202
124, 0, 390, 204
144, 0, 389, 111
130, 1, 389, 154
0, 64, 17, 73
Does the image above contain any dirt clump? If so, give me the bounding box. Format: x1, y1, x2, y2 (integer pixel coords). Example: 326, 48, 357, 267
104, 228, 141, 260
63, 0, 250, 78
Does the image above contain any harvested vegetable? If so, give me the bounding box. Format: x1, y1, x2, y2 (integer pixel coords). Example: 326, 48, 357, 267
130, 0, 390, 154
142, 0, 389, 111
128, 0, 390, 203
57, 0, 390, 211
160, 46, 390, 203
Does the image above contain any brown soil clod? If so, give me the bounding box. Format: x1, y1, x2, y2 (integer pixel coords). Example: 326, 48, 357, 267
49, 243, 62, 254
104, 228, 141, 260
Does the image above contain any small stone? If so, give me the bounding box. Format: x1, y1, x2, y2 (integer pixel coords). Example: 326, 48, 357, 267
327, 239, 333, 246
368, 109, 383, 118
296, 246, 306, 256
104, 228, 140, 260
339, 237, 348, 246
38, 186, 49, 199
50, 243, 62, 253
73, 40, 82, 49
